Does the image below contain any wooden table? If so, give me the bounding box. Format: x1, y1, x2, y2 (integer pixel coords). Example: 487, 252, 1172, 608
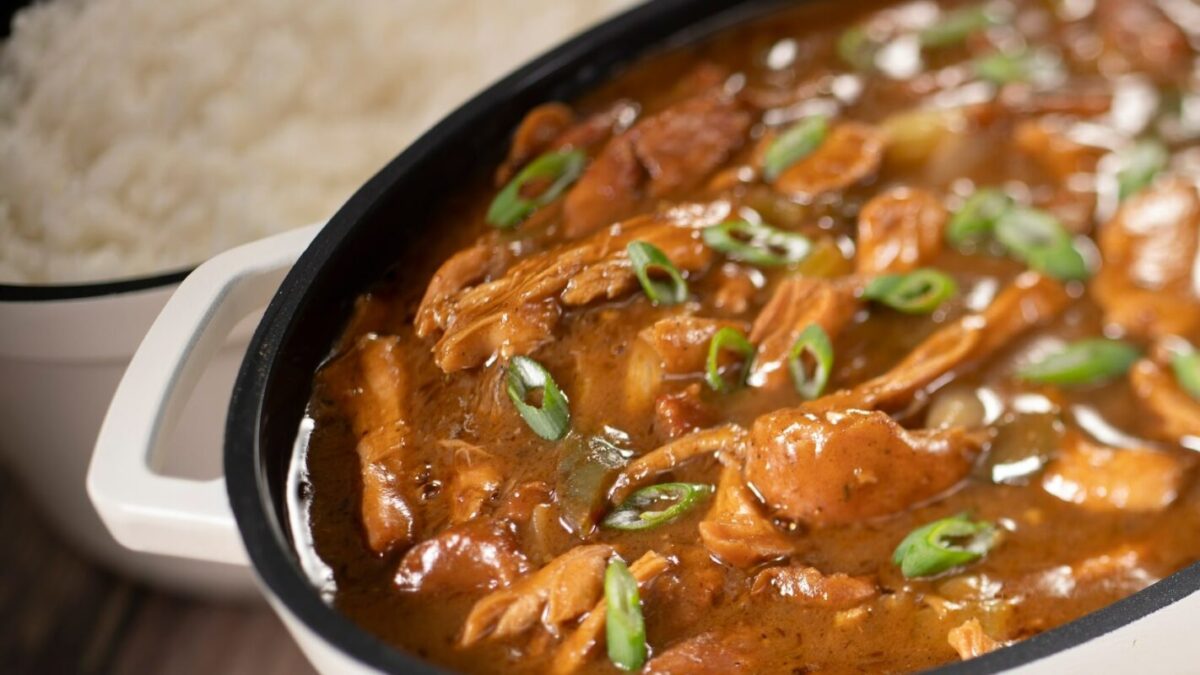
0, 466, 316, 675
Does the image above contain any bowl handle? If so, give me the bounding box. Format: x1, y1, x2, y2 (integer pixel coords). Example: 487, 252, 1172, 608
87, 223, 321, 566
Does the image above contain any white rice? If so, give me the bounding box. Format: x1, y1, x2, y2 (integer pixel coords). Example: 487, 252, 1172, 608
0, 0, 633, 284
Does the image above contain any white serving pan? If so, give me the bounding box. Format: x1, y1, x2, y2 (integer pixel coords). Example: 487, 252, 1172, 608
85, 0, 1200, 672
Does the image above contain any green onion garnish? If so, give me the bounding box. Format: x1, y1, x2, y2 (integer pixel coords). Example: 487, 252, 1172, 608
893, 513, 996, 578
920, 5, 1001, 49
763, 115, 830, 181
994, 206, 1090, 281
602, 483, 713, 531
1171, 348, 1200, 400
974, 50, 1032, 84
947, 188, 1013, 246
702, 220, 812, 267
627, 241, 688, 306
788, 324, 834, 399
486, 149, 587, 228
1019, 338, 1141, 386
863, 269, 958, 314
605, 559, 646, 671
506, 356, 571, 440
1116, 139, 1169, 201
837, 26, 877, 71
705, 326, 755, 392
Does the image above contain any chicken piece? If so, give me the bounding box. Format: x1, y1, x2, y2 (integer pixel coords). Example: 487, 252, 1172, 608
1015, 118, 1104, 182
324, 335, 418, 554
644, 546, 727, 626
496, 100, 637, 184
1042, 431, 1189, 513
460, 544, 614, 646
773, 122, 885, 199
747, 276, 859, 390
563, 90, 750, 238
1130, 357, 1200, 443
440, 440, 501, 524
750, 566, 877, 609
745, 408, 985, 525
643, 632, 757, 675
841, 272, 1069, 411
855, 187, 948, 276
415, 243, 512, 338
948, 619, 1002, 661
713, 262, 759, 314
425, 216, 713, 371
550, 551, 672, 675
608, 424, 747, 504
394, 520, 529, 594
1092, 179, 1200, 341
636, 315, 749, 376
1097, 0, 1190, 81
655, 384, 716, 440
699, 457, 796, 568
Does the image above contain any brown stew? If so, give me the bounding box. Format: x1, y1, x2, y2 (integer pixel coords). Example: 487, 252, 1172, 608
295, 0, 1200, 672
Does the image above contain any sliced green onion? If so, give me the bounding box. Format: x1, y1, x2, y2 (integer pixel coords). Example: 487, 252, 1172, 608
1019, 338, 1141, 386
893, 513, 996, 578
1117, 139, 1169, 201
920, 5, 1003, 49
947, 188, 1013, 246
1171, 348, 1200, 400
627, 241, 688, 306
974, 50, 1031, 84
605, 559, 646, 671
763, 115, 829, 180
702, 220, 812, 266
837, 26, 877, 71
788, 324, 834, 399
994, 206, 1091, 281
705, 326, 755, 392
863, 269, 958, 314
602, 483, 713, 531
506, 356, 571, 440
487, 149, 587, 228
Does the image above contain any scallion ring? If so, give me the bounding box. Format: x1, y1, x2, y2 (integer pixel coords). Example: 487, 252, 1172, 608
893, 513, 996, 578
1116, 138, 1168, 201
763, 115, 829, 180
994, 206, 1090, 281
486, 149, 587, 228
605, 559, 647, 671
603, 483, 713, 531
946, 188, 1013, 246
920, 5, 1003, 49
627, 241, 688, 306
505, 356, 571, 441
705, 326, 755, 392
862, 269, 958, 314
788, 324, 834, 399
1018, 338, 1141, 387
1171, 347, 1200, 401
973, 50, 1030, 84
702, 220, 812, 267
837, 26, 877, 71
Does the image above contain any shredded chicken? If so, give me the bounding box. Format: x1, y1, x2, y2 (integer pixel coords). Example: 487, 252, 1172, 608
1042, 430, 1190, 513
1014, 118, 1104, 182
746, 408, 986, 525
643, 632, 757, 675
1096, 0, 1191, 81
772, 122, 885, 198
699, 457, 795, 567
608, 424, 746, 504
1130, 356, 1200, 443
947, 619, 1002, 661
750, 565, 877, 608
655, 384, 716, 440
1092, 179, 1200, 340
415, 243, 512, 338
497, 100, 635, 183
550, 551, 672, 675
747, 276, 859, 390
638, 315, 749, 376
440, 440, 502, 524
855, 187, 948, 275
422, 216, 714, 371
460, 544, 614, 647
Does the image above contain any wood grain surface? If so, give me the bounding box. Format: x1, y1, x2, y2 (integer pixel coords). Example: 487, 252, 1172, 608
0, 467, 316, 675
